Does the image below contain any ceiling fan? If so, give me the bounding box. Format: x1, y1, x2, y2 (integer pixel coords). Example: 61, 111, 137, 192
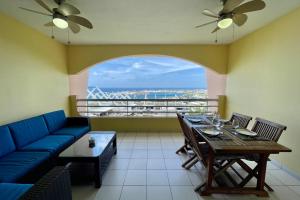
19, 0, 93, 34
195, 0, 266, 33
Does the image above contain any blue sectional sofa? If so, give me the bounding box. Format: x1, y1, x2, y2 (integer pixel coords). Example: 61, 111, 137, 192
0, 110, 90, 199
0, 165, 72, 200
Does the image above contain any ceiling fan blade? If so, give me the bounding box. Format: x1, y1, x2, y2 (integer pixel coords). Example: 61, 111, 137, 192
44, 21, 55, 26
222, 0, 244, 13
68, 21, 81, 33
68, 15, 93, 29
34, 0, 53, 13
58, 3, 80, 16
202, 9, 219, 18
211, 26, 220, 33
195, 20, 218, 28
19, 7, 52, 16
233, 0, 266, 14
233, 13, 248, 26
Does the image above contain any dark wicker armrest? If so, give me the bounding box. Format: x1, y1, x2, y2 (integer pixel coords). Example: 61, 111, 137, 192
19, 165, 72, 200
66, 117, 91, 128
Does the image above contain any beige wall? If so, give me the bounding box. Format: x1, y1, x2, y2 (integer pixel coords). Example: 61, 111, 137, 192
91, 118, 180, 133
67, 45, 228, 74
227, 7, 300, 174
0, 12, 69, 124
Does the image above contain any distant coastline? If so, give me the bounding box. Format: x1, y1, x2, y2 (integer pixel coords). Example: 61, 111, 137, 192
87, 87, 207, 99
88, 87, 207, 91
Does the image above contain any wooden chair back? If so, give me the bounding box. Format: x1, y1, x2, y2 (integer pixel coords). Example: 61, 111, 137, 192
251, 117, 287, 142
182, 118, 208, 166
230, 112, 253, 129
177, 113, 190, 142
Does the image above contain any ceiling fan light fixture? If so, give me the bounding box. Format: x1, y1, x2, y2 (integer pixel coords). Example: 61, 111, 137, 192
53, 13, 68, 29
217, 18, 233, 29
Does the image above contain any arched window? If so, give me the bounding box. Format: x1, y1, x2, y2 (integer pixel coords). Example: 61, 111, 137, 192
70, 55, 226, 117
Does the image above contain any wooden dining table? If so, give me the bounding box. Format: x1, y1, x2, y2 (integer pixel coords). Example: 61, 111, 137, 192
183, 115, 291, 197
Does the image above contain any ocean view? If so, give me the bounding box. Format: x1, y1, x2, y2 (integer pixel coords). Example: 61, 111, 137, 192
87, 87, 207, 99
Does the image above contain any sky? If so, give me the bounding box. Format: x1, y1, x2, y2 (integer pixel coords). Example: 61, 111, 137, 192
88, 56, 207, 89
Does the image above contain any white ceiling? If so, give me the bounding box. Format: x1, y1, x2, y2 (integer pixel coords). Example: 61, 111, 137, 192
1, 0, 300, 45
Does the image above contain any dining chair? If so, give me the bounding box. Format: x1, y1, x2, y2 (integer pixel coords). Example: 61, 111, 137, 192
181, 120, 243, 191
232, 117, 287, 191
229, 112, 253, 129
175, 113, 191, 154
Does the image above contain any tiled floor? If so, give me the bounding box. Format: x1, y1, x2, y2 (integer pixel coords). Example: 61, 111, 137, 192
72, 132, 300, 200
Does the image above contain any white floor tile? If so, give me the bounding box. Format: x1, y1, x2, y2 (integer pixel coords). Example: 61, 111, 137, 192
133, 142, 147, 149
147, 186, 172, 200
147, 142, 162, 149
119, 142, 134, 149
120, 186, 146, 200
267, 162, 280, 170
270, 170, 300, 185
108, 159, 130, 170
114, 149, 132, 159
163, 150, 180, 158
124, 170, 147, 185
147, 170, 169, 185
128, 158, 147, 169
102, 170, 127, 186
131, 149, 148, 158
171, 186, 199, 200
72, 132, 300, 200
167, 170, 192, 185
148, 149, 164, 158
268, 186, 300, 200
288, 185, 300, 196
147, 159, 166, 169
165, 158, 184, 169
96, 186, 122, 200
187, 169, 205, 186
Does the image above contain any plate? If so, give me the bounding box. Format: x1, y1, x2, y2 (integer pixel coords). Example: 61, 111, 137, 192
220, 119, 230, 123
188, 118, 202, 123
236, 129, 257, 137
202, 130, 221, 136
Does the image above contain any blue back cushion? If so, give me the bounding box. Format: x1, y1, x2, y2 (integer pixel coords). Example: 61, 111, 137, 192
8, 116, 49, 149
43, 110, 66, 133
0, 183, 33, 200
0, 126, 16, 157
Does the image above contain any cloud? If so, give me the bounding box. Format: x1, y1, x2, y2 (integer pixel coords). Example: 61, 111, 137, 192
88, 56, 207, 88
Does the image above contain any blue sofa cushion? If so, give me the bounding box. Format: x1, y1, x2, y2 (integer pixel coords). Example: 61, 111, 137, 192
52, 126, 90, 139
43, 110, 67, 133
0, 126, 16, 157
0, 183, 32, 200
8, 116, 49, 149
21, 135, 74, 154
0, 151, 50, 183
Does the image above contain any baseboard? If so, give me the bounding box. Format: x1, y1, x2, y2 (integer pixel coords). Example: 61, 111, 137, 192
271, 159, 300, 181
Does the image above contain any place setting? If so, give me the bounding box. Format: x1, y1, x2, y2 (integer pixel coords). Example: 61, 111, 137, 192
194, 127, 233, 141
185, 116, 212, 126
220, 118, 270, 141
232, 128, 270, 141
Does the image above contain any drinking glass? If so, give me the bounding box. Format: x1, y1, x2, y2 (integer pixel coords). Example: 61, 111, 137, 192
232, 119, 240, 129
213, 113, 221, 129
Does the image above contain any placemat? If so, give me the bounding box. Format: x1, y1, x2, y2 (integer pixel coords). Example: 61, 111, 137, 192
186, 118, 211, 125
194, 127, 232, 141
226, 129, 270, 141
235, 134, 270, 141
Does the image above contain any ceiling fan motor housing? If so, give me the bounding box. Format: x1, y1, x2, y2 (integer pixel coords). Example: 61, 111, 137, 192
54, 0, 65, 5
53, 10, 67, 19
219, 13, 233, 21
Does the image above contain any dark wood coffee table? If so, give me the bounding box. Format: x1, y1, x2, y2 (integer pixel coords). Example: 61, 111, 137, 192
58, 131, 117, 188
